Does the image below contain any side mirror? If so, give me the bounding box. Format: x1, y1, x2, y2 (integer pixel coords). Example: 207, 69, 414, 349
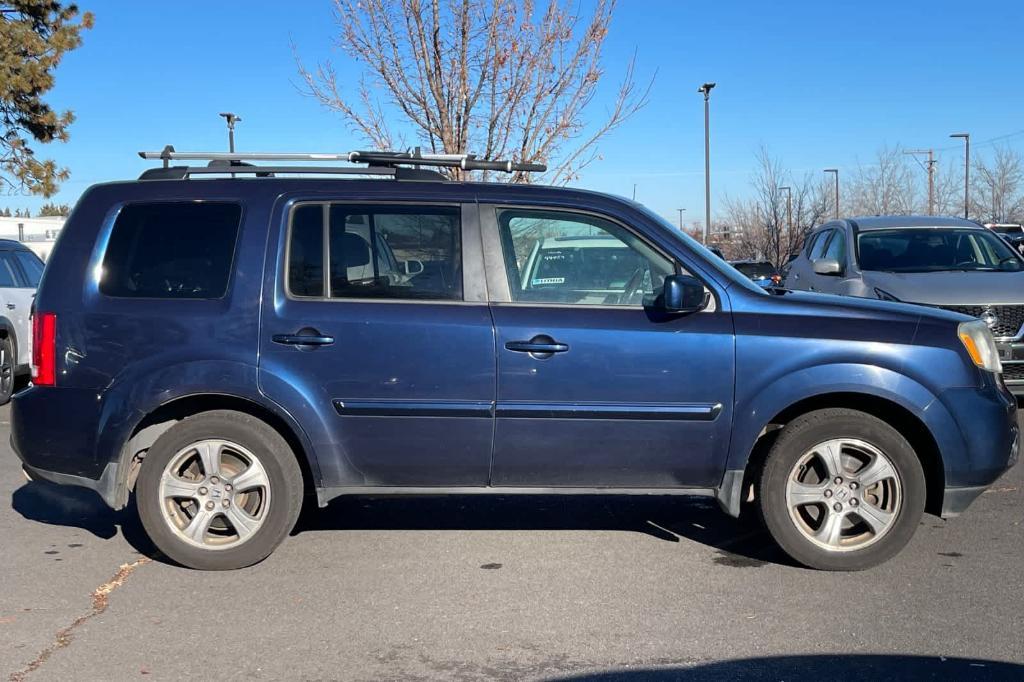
658, 274, 707, 313
812, 258, 842, 276
402, 259, 425, 276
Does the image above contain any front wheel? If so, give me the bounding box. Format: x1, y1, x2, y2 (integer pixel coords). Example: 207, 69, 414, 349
136, 410, 303, 570
759, 408, 926, 571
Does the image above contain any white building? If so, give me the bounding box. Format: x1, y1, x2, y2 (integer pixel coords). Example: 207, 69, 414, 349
0, 215, 64, 260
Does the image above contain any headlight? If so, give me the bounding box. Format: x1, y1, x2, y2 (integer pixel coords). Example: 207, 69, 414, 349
958, 319, 1002, 373
874, 288, 900, 302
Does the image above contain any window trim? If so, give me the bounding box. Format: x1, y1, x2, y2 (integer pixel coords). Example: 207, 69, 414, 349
480, 203, 717, 312
283, 200, 470, 305
97, 199, 245, 301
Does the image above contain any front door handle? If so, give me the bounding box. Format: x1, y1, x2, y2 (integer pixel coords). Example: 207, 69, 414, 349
272, 333, 334, 346
505, 334, 568, 359
6, 303, 14, 310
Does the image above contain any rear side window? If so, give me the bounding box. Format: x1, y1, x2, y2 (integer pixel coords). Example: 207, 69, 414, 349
286, 203, 462, 301
0, 253, 19, 287
100, 202, 241, 299
13, 250, 44, 287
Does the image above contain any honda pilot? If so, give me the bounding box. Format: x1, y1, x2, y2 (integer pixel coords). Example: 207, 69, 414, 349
12, 149, 1019, 571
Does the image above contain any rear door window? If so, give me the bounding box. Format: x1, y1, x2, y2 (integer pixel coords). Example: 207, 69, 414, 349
13, 251, 44, 287
100, 202, 242, 298
0, 253, 19, 287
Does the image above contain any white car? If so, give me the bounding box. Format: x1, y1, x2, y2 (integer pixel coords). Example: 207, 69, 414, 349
0, 239, 45, 404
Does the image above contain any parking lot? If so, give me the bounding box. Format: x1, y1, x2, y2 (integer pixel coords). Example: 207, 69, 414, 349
1, 402, 1021, 680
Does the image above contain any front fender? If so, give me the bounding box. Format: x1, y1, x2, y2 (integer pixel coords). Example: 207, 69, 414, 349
723, 363, 963, 484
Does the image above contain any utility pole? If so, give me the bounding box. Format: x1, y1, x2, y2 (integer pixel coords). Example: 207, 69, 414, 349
677, 208, 686, 231
779, 186, 792, 234
632, 183, 637, 201
904, 149, 936, 215
698, 82, 716, 244
824, 169, 839, 219
219, 112, 242, 152
950, 133, 970, 219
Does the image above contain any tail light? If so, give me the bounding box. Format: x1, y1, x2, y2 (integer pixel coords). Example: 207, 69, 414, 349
31, 312, 56, 386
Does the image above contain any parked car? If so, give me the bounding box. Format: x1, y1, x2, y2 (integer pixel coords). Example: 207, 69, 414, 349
0, 239, 45, 404
729, 259, 781, 289
13, 152, 1018, 572
784, 216, 1024, 395
986, 223, 1024, 255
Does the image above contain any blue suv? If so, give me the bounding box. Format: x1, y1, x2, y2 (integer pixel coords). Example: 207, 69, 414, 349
11, 149, 1019, 571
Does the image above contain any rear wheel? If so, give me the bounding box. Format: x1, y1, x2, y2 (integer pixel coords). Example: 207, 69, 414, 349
136, 410, 303, 570
0, 336, 15, 405
759, 408, 925, 571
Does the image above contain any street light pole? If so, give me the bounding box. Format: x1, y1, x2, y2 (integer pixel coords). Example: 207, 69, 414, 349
632, 183, 637, 201
677, 208, 686, 231
219, 112, 242, 153
779, 186, 792, 234
950, 133, 970, 219
824, 169, 839, 219
698, 82, 716, 244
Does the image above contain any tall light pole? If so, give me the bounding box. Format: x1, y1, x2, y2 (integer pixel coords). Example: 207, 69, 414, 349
677, 208, 686, 231
950, 133, 970, 219
779, 186, 792, 234
824, 169, 839, 219
219, 112, 242, 153
698, 82, 716, 243
632, 183, 637, 201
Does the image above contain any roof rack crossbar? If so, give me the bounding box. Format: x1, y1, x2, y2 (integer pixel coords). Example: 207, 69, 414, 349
138, 147, 546, 173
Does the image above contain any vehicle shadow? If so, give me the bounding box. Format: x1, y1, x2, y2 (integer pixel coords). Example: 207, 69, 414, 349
11, 478, 789, 568
547, 654, 1024, 681
10, 479, 157, 556
295, 493, 794, 568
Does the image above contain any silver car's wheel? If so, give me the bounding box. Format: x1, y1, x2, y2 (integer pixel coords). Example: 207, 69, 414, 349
158, 439, 272, 550
785, 439, 901, 552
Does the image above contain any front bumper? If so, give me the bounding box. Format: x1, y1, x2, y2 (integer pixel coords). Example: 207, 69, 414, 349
996, 339, 1024, 395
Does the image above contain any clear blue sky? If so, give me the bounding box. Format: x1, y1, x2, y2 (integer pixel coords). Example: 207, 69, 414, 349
12, 0, 1024, 228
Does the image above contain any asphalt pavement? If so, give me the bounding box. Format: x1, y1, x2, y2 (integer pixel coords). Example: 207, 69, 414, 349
2, 403, 1022, 681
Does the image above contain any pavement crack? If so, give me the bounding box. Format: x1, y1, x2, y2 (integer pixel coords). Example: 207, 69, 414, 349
8, 557, 151, 682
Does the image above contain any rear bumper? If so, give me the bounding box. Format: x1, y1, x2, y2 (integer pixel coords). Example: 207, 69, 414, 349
19, 460, 120, 508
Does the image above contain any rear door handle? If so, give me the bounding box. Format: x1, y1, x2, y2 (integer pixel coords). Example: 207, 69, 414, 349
272, 334, 334, 346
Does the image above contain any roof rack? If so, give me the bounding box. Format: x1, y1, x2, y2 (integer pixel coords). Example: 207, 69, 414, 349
136, 145, 546, 181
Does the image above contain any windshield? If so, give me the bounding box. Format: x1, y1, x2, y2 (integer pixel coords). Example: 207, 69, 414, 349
857, 228, 1023, 272
733, 262, 776, 278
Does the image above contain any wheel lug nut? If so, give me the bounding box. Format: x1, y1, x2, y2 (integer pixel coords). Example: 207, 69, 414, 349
198, 487, 208, 495
850, 482, 858, 490
850, 499, 859, 507
222, 500, 230, 508
205, 501, 214, 511
834, 477, 843, 484
210, 476, 220, 484
833, 503, 842, 512
224, 484, 232, 492
824, 490, 833, 498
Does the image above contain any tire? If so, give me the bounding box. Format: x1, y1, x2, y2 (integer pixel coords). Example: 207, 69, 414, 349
758, 408, 926, 571
136, 410, 303, 570
0, 335, 15, 405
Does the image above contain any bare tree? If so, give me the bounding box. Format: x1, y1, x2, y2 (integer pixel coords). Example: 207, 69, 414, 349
720, 149, 828, 266
971, 145, 1024, 223
932, 157, 966, 218
847, 145, 920, 216
296, 0, 651, 183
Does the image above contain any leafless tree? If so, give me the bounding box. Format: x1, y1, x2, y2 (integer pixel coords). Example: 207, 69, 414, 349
971, 145, 1024, 223
932, 157, 966, 217
720, 149, 828, 266
296, 0, 651, 183
846, 145, 921, 216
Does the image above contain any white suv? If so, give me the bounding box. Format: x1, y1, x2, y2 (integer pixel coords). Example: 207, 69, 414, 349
0, 239, 45, 404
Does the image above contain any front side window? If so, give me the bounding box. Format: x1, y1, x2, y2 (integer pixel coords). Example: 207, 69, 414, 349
287, 204, 462, 300
100, 202, 242, 298
498, 209, 675, 306
810, 230, 833, 260
858, 228, 1023, 272
823, 229, 846, 264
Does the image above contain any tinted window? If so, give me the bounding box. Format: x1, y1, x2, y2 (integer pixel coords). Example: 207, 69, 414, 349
0, 254, 18, 287
13, 250, 44, 287
858, 228, 1023, 272
288, 205, 325, 297
287, 204, 462, 300
498, 209, 675, 306
810, 230, 833, 259
823, 230, 846, 264
100, 202, 241, 298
